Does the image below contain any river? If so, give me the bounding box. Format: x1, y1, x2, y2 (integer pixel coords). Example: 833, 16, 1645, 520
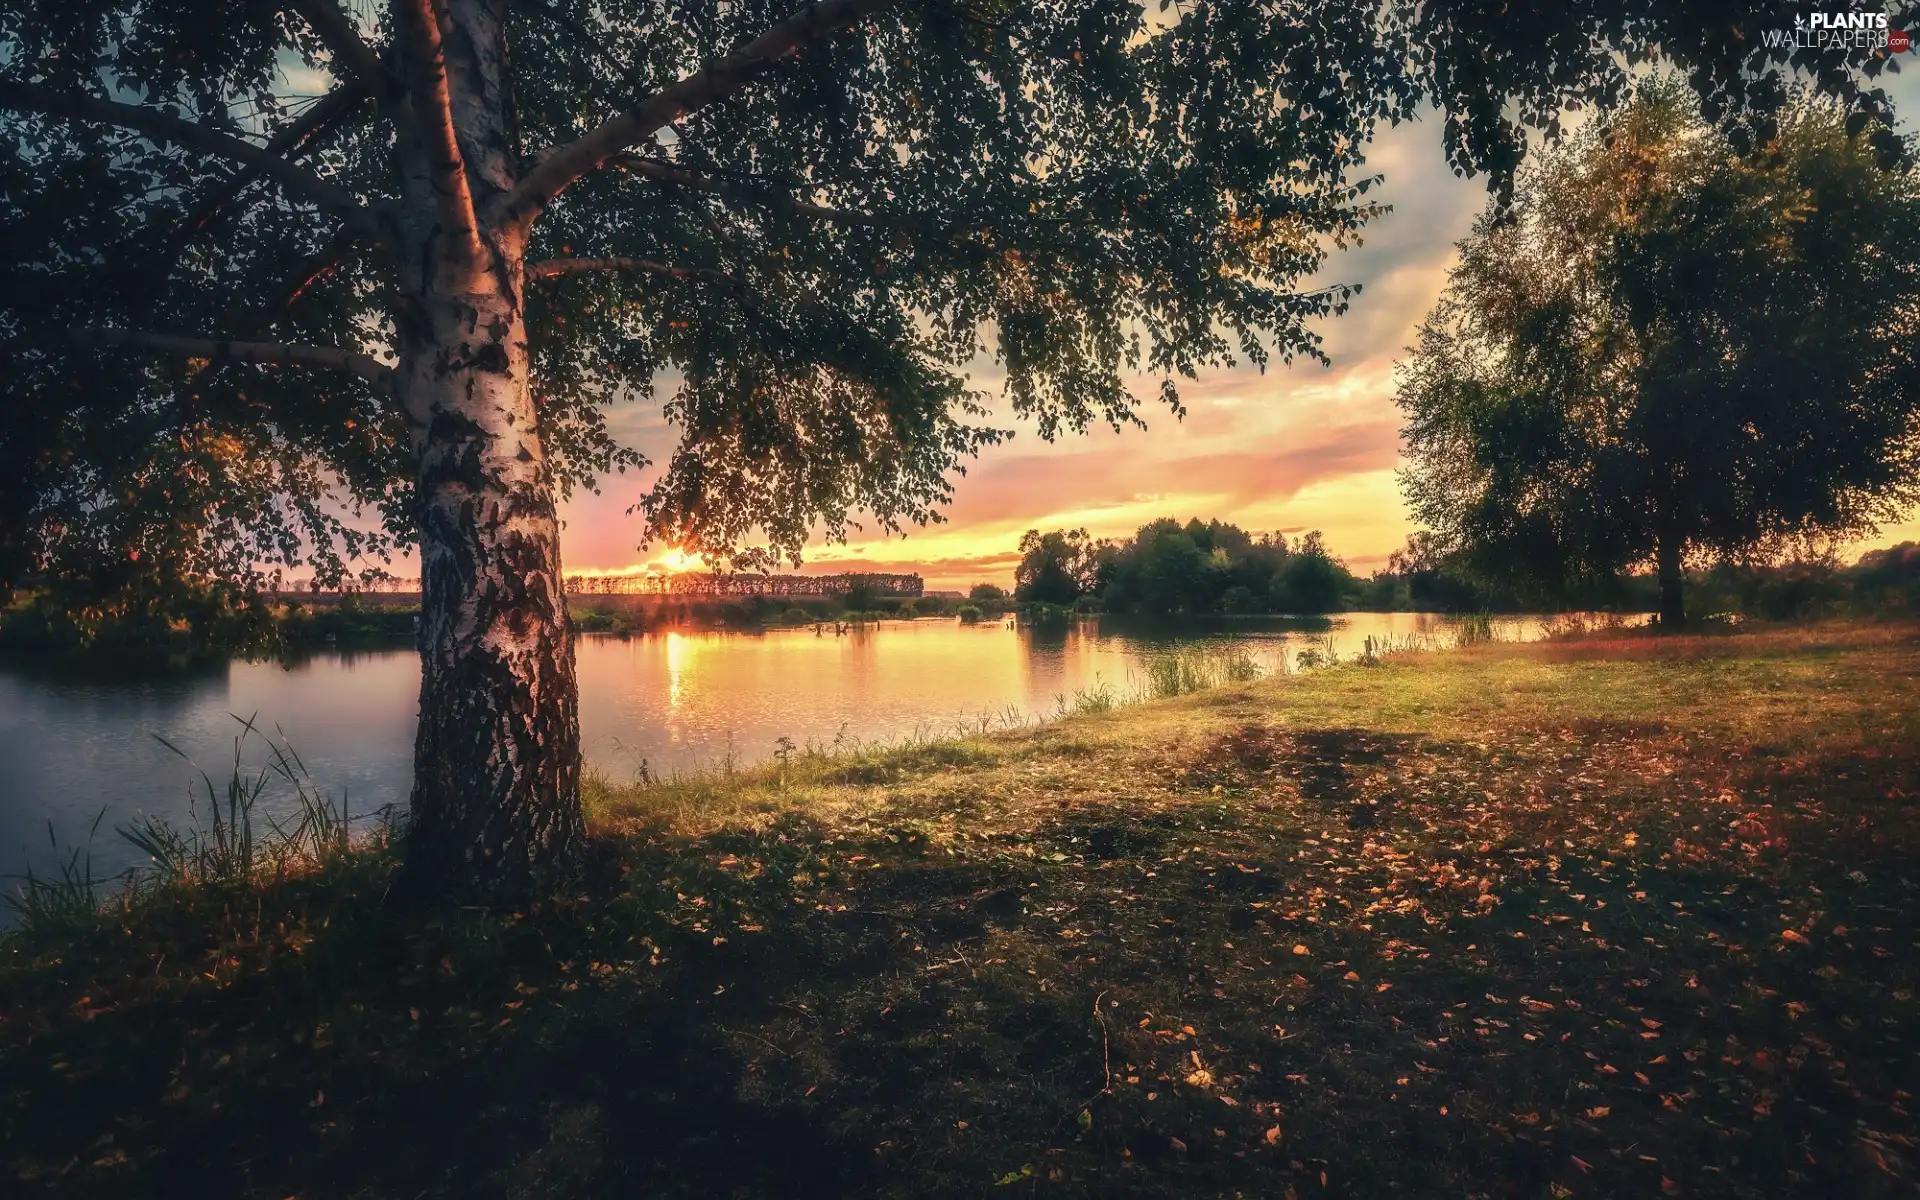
0, 611, 1574, 891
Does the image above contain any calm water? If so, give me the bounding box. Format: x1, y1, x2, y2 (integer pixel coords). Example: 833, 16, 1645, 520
0, 612, 1562, 889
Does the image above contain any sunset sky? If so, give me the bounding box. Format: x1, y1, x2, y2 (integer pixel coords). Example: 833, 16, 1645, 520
556, 74, 1920, 593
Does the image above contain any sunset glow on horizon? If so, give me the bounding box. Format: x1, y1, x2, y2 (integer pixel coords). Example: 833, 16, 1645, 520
549, 89, 1920, 594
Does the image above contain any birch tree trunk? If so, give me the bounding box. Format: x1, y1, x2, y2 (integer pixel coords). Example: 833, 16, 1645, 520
396, 255, 584, 901
390, 0, 584, 902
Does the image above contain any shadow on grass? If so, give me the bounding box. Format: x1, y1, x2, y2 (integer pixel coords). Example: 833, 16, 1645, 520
3, 813, 1114, 1198
5, 707, 1919, 1198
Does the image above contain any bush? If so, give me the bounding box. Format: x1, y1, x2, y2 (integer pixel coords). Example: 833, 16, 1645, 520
572, 607, 620, 633
1219, 584, 1258, 613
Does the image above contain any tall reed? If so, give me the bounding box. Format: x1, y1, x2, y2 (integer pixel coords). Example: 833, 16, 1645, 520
1453, 613, 1497, 647
1135, 645, 1264, 699
2, 814, 107, 936
5, 714, 378, 937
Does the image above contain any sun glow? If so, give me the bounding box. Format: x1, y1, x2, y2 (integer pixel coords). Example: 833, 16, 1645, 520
571, 547, 707, 583
650, 547, 704, 574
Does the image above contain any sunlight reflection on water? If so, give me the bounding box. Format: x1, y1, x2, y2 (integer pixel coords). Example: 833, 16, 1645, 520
0, 611, 1603, 886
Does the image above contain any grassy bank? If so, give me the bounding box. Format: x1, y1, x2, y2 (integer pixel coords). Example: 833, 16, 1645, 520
5, 622, 1919, 1197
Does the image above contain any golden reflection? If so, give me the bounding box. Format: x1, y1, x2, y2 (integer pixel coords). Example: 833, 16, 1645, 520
663, 629, 691, 714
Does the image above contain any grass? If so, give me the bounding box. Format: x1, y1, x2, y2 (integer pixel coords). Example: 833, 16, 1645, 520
1136, 645, 1265, 699
4, 620, 1919, 1197
5, 716, 380, 933
4, 814, 109, 939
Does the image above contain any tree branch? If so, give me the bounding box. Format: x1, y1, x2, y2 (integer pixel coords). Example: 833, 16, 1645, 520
609, 155, 889, 227
178, 231, 369, 398
277, 235, 359, 308
286, 0, 389, 89
0, 81, 377, 233
171, 87, 369, 247
497, 0, 902, 231
51, 328, 393, 387
399, 0, 487, 266
528, 257, 723, 282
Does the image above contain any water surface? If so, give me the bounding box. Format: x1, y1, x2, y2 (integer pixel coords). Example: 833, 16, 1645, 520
0, 612, 1563, 888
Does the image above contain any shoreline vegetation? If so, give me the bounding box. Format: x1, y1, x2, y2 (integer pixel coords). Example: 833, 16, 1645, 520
2, 529, 1912, 661
5, 619, 1918, 1195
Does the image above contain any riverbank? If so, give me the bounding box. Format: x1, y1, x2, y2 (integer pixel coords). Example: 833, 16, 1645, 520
0, 591, 985, 657
4, 620, 1917, 1196
0, 585, 1615, 658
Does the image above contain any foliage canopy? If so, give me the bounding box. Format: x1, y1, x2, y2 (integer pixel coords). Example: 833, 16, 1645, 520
1010, 518, 1360, 614
1397, 82, 1920, 621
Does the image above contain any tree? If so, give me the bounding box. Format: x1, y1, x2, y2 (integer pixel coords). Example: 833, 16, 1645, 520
1013, 527, 1095, 604
1850, 542, 1920, 612
1398, 83, 1920, 628
1375, 530, 1505, 611
1, 3, 1896, 898
1087, 516, 1289, 613
1271, 530, 1352, 613
1115, 518, 1212, 613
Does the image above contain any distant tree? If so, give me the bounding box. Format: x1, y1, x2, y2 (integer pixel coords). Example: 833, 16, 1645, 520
1087, 517, 1299, 613
967, 583, 1010, 608
1013, 528, 1097, 605
1381, 531, 1500, 612
2, 4, 1894, 896
1398, 84, 1920, 628
1849, 542, 1920, 612
843, 576, 879, 612
1854, 542, 1920, 589
1116, 519, 1213, 613
1271, 530, 1353, 613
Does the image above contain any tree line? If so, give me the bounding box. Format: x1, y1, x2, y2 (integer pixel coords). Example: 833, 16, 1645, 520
1005, 519, 1920, 619
1007, 520, 1354, 614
